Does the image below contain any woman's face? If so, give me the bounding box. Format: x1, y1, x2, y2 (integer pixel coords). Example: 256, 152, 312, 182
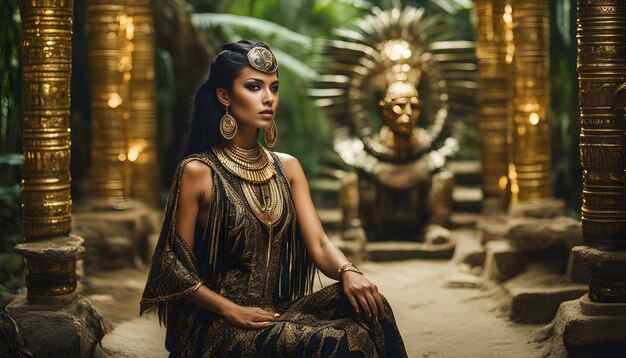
221, 66, 279, 131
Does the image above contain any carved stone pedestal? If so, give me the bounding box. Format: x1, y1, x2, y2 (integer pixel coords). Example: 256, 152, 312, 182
540, 295, 626, 357
573, 246, 626, 303
8, 235, 105, 357
6, 294, 105, 358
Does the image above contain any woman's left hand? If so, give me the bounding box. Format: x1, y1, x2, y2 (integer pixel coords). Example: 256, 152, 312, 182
342, 271, 385, 321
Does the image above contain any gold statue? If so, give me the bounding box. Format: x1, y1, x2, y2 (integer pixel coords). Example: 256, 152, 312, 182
314, 6, 477, 245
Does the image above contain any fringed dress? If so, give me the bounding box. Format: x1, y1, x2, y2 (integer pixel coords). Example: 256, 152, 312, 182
140, 148, 407, 357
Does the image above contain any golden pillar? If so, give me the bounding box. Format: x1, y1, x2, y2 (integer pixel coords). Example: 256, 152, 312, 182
16, 0, 83, 297
509, 0, 552, 203
475, 0, 510, 201
577, 0, 626, 302
128, 0, 160, 206
87, 0, 132, 203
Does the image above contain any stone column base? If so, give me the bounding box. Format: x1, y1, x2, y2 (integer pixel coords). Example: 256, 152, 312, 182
5, 294, 105, 358
539, 294, 626, 356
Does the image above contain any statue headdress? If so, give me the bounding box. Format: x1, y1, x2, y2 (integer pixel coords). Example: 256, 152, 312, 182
312, 6, 478, 163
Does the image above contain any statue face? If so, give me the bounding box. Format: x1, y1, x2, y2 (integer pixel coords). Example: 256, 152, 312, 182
379, 81, 420, 136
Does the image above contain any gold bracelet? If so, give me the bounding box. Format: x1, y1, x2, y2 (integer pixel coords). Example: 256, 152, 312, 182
338, 262, 363, 279
338, 262, 355, 274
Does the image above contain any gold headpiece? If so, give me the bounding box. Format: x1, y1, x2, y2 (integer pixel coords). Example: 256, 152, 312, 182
247, 47, 278, 73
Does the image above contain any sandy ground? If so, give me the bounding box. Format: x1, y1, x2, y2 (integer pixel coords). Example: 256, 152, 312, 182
87, 254, 546, 357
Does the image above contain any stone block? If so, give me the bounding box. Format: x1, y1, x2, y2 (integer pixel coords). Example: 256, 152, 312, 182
540, 295, 626, 355
509, 199, 565, 219
504, 271, 588, 323
6, 294, 105, 358
507, 216, 582, 251
449, 212, 480, 229
452, 229, 485, 268
424, 224, 450, 245
366, 241, 455, 261
483, 240, 525, 282
477, 215, 508, 243
452, 186, 482, 213
73, 201, 159, 272
447, 160, 481, 186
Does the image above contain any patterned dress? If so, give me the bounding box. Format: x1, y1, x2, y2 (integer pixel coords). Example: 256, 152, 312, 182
141, 148, 407, 357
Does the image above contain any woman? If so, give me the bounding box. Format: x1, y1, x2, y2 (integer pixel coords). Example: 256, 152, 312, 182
141, 40, 407, 357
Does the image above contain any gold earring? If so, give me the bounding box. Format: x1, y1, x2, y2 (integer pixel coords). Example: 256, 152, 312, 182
264, 119, 278, 149
220, 107, 237, 140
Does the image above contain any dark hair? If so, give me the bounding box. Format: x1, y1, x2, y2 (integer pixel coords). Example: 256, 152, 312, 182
182, 40, 273, 156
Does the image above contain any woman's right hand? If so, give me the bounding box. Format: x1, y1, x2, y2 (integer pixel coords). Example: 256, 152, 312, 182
221, 304, 279, 330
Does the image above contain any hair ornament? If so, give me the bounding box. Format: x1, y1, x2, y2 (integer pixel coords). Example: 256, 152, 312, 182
247, 47, 278, 73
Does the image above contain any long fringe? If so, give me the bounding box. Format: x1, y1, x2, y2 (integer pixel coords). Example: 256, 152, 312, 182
278, 216, 316, 302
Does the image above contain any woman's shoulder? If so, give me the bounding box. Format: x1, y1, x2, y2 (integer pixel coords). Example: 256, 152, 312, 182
272, 151, 305, 181
272, 151, 299, 169
177, 153, 215, 176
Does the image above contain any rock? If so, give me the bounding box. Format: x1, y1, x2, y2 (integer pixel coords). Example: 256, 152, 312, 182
509, 199, 565, 219
483, 240, 526, 282
424, 224, 450, 245
6, 294, 105, 358
507, 216, 582, 251
478, 215, 508, 243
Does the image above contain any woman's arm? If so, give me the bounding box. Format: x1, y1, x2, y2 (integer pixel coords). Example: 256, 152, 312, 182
176, 160, 278, 329
278, 153, 385, 321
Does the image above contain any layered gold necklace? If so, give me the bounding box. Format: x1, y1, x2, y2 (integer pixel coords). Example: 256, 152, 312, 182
214, 140, 283, 225
213, 140, 277, 183
214, 140, 284, 273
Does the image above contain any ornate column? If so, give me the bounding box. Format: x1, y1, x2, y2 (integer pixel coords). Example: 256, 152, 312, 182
576, 0, 626, 301
18, 0, 78, 299
128, 0, 160, 206
509, 0, 552, 204
87, 0, 131, 203
6, 1, 104, 355
578, 0, 626, 253
545, 1, 626, 352
475, 0, 510, 203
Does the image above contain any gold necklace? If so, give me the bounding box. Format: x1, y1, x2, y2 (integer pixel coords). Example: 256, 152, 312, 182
241, 179, 283, 275
241, 179, 283, 227
213, 141, 276, 183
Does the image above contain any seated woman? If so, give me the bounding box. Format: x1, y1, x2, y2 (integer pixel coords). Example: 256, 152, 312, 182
141, 40, 407, 357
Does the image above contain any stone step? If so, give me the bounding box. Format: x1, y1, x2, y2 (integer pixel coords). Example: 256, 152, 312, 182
366, 241, 455, 261
452, 186, 483, 213
448, 160, 482, 186
449, 212, 480, 229
503, 266, 588, 324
